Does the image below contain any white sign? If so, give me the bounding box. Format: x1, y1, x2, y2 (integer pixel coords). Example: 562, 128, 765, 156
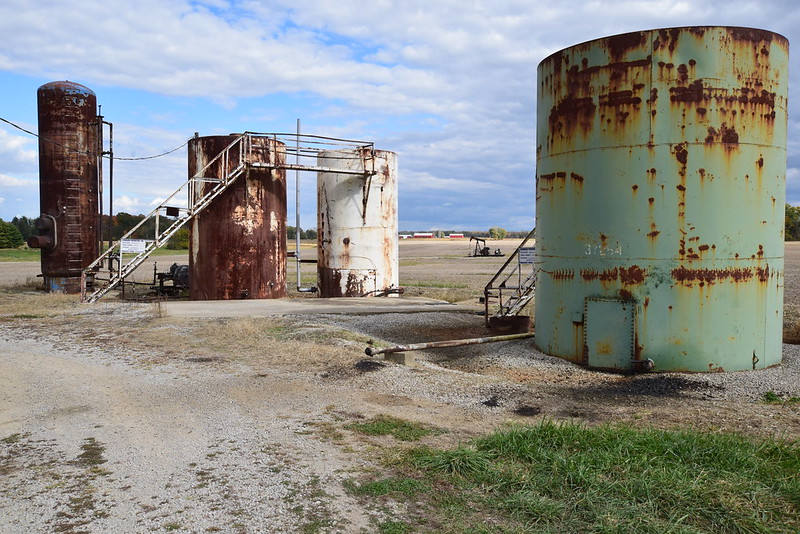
519, 247, 536, 264
120, 239, 147, 254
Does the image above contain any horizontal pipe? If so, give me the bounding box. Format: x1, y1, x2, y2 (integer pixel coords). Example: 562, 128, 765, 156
365, 332, 534, 357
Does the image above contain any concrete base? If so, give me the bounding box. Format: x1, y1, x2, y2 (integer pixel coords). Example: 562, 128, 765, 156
488, 315, 531, 334
383, 352, 416, 366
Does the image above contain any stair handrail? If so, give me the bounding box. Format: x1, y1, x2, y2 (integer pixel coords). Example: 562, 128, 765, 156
82, 133, 249, 302
483, 227, 536, 325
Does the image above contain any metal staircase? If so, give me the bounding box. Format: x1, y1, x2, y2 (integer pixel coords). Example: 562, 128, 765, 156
81, 131, 377, 303
483, 228, 537, 326
81, 134, 251, 303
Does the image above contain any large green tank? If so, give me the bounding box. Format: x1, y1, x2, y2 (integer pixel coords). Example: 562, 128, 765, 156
535, 27, 789, 372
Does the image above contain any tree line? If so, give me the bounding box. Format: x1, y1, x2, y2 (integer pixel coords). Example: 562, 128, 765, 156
5, 211, 800, 249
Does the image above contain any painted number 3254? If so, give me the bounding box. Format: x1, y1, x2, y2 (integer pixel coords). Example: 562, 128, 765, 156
585, 244, 623, 256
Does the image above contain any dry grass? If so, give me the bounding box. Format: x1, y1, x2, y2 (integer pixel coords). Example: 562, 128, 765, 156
0, 284, 79, 319
136, 316, 368, 370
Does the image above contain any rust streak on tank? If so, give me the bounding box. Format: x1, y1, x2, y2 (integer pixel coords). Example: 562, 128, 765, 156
606, 31, 647, 58
600, 90, 642, 106
670, 80, 705, 103
673, 143, 688, 165
672, 266, 756, 285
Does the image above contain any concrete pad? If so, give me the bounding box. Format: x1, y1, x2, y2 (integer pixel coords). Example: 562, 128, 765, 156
162, 296, 480, 318
383, 352, 416, 366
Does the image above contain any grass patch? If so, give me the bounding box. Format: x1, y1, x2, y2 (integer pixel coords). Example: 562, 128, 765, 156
377, 520, 414, 534
762, 391, 800, 405
361, 420, 800, 533
346, 415, 440, 442
345, 476, 427, 497
401, 280, 469, 289
0, 289, 78, 318
401, 286, 475, 304
74, 437, 107, 468
0, 248, 39, 262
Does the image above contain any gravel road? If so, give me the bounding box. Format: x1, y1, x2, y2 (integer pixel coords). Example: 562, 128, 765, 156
2, 240, 799, 532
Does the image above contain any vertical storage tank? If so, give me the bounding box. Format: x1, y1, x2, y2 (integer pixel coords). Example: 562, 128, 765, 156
317, 149, 398, 297
31, 81, 99, 293
188, 135, 287, 300
535, 27, 788, 372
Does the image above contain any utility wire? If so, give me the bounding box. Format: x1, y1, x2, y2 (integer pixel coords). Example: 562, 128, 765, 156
2, 116, 372, 162
0, 116, 191, 161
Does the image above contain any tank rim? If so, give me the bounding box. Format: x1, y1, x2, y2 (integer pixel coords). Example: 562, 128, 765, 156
537, 25, 789, 68
37, 80, 96, 96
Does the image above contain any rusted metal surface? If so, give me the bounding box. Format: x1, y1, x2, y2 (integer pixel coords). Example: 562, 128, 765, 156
535, 27, 788, 372
365, 332, 535, 356
33, 81, 99, 293
317, 149, 398, 297
188, 135, 287, 300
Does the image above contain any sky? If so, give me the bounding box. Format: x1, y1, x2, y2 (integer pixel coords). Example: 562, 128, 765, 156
1, 0, 799, 232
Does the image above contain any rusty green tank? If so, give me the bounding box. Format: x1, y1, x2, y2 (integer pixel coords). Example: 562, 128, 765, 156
535, 27, 789, 372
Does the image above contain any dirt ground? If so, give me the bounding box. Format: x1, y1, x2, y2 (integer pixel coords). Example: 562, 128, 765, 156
1, 240, 799, 532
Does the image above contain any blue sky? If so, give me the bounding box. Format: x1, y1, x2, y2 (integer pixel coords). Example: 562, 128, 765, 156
1, 0, 799, 231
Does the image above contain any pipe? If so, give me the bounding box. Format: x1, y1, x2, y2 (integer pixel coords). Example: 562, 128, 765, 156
295, 118, 301, 291
294, 119, 317, 293
365, 332, 535, 357
97, 109, 103, 261
294, 118, 318, 294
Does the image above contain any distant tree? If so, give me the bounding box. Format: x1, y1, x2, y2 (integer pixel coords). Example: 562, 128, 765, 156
287, 226, 297, 240
114, 212, 145, 239
11, 216, 36, 241
489, 227, 507, 240
302, 228, 317, 240
166, 227, 189, 249
786, 206, 800, 241
0, 220, 24, 248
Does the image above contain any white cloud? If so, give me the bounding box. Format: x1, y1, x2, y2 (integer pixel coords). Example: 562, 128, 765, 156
114, 195, 145, 214
0, 174, 35, 187
1, 0, 799, 229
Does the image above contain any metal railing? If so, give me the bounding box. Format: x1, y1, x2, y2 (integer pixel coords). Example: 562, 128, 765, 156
81, 132, 376, 303
483, 228, 537, 326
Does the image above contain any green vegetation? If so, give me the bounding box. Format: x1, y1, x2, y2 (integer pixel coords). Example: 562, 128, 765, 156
346, 415, 440, 442
762, 391, 800, 405
0, 248, 39, 261
786, 205, 800, 240
349, 420, 800, 533
345, 477, 427, 497
0, 219, 24, 248
401, 280, 469, 289
9, 216, 36, 241
488, 226, 507, 240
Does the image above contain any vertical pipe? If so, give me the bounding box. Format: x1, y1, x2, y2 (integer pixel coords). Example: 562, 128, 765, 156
96, 109, 103, 260
107, 121, 113, 255
295, 118, 302, 291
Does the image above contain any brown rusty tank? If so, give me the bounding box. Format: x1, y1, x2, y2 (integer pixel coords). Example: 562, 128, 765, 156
317, 149, 399, 297
188, 135, 287, 300
30, 81, 100, 293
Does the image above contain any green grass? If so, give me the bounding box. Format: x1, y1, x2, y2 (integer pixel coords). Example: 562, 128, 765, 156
354, 420, 800, 533
346, 415, 440, 442
0, 247, 188, 262
762, 391, 800, 405
401, 280, 469, 289
345, 476, 427, 497
0, 248, 39, 262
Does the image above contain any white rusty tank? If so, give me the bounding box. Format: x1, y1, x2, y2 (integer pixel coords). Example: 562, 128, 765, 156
317, 149, 398, 297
